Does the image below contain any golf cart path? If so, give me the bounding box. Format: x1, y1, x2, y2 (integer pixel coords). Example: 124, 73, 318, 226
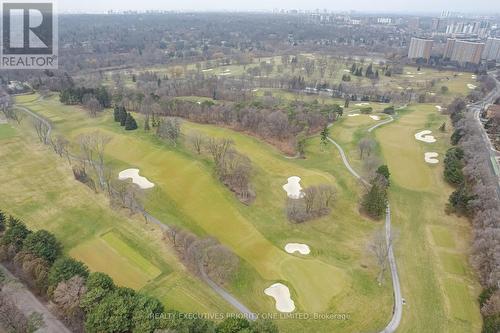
368, 115, 394, 133
142, 213, 256, 319
0, 265, 71, 333
13, 101, 257, 320
326, 128, 402, 333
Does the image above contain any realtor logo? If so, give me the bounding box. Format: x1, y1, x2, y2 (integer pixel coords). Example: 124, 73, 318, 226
1, 1, 58, 69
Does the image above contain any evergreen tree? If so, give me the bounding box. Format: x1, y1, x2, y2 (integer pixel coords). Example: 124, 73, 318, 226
0, 210, 5, 233
113, 106, 120, 122
366, 63, 373, 77
119, 106, 127, 126
124, 113, 138, 131
48, 257, 89, 287
23, 230, 62, 264
362, 184, 387, 219
376, 165, 391, 184
320, 125, 329, 149
350, 63, 356, 73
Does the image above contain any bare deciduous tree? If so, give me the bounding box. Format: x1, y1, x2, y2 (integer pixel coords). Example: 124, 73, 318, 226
78, 131, 111, 190
187, 131, 205, 155
358, 138, 375, 160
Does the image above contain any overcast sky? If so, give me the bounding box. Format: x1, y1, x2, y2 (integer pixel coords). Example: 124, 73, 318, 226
58, 0, 500, 14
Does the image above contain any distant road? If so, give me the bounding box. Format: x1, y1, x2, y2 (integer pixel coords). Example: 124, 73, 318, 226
327, 127, 402, 333
0, 265, 71, 333
468, 71, 500, 197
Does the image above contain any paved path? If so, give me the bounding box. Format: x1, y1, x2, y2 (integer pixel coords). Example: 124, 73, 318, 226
14, 102, 256, 320
0, 265, 70, 333
326, 129, 402, 333
469, 72, 500, 197
13, 105, 51, 143
368, 115, 394, 133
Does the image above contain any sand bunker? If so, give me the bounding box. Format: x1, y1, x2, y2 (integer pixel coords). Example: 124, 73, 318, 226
202, 68, 213, 72
283, 176, 304, 199
467, 83, 477, 90
343, 69, 350, 72
285, 243, 311, 255
264, 283, 295, 313
415, 130, 436, 143
355, 102, 370, 106
435, 105, 443, 112
369, 115, 380, 120
348, 113, 360, 117
424, 152, 439, 164
118, 169, 155, 189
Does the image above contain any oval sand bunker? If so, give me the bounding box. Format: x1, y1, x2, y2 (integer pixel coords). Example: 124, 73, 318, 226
285, 243, 310, 255
415, 130, 436, 143
283, 176, 304, 199
264, 283, 295, 313
118, 169, 155, 189
424, 152, 439, 164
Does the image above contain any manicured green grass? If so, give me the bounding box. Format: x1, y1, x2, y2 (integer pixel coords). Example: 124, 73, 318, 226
0, 119, 233, 313
70, 231, 161, 290
101, 231, 162, 278
0, 124, 16, 140
12, 90, 481, 332
13, 94, 393, 333
372, 104, 482, 333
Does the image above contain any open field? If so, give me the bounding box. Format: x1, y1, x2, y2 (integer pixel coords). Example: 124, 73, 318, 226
0, 113, 234, 315
10, 60, 482, 331
12, 93, 393, 332
100, 54, 477, 104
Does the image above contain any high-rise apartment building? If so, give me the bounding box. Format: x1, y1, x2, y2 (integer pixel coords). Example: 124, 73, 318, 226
483, 37, 500, 61
445, 39, 484, 64
408, 38, 433, 60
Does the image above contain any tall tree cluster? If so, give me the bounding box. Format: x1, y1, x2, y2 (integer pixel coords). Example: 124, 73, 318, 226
446, 98, 500, 332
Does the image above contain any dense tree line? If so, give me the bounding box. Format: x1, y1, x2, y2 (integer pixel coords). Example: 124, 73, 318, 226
60, 86, 111, 108
0, 210, 278, 333
445, 98, 500, 332
150, 98, 328, 155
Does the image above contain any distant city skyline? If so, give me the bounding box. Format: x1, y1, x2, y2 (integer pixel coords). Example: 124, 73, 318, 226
57, 0, 500, 15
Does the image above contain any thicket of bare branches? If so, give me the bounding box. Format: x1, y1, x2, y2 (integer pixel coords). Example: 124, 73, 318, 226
32, 118, 50, 144
166, 227, 239, 286
447, 98, 500, 326
207, 138, 255, 204
50, 275, 86, 332
286, 184, 336, 223
78, 131, 111, 190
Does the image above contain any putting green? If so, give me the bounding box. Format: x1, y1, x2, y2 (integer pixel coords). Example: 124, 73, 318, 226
70, 230, 162, 290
